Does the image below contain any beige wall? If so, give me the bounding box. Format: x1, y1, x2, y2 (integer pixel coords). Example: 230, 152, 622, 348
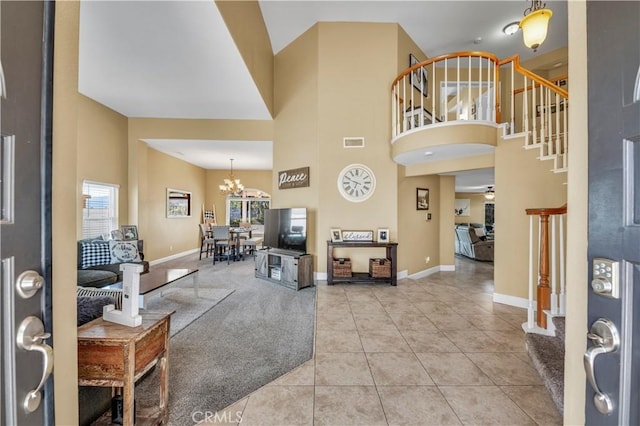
439, 176, 456, 266
142, 147, 207, 260
494, 135, 567, 299
316, 23, 399, 273
564, 0, 588, 423
273, 24, 320, 267
214, 0, 274, 117
52, 1, 80, 423
454, 193, 491, 225
398, 170, 443, 272
77, 95, 129, 237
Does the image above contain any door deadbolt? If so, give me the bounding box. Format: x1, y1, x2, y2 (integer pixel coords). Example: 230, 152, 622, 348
16, 270, 45, 299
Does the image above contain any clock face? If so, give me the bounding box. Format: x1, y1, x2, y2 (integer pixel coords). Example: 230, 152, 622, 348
337, 164, 376, 202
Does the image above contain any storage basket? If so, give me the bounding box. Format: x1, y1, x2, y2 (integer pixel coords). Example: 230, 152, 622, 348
332, 258, 352, 277
369, 258, 391, 278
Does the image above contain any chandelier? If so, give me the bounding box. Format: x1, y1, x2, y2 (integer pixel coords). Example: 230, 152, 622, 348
519, 0, 553, 52
484, 186, 496, 200
219, 159, 245, 196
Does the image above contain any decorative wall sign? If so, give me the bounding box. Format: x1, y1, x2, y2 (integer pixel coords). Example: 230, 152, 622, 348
278, 166, 310, 190
341, 230, 374, 242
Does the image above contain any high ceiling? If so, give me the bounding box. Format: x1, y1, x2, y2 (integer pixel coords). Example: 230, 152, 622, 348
78, 0, 568, 188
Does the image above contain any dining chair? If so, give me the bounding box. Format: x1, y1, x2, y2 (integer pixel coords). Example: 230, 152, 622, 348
199, 223, 215, 260
211, 225, 233, 264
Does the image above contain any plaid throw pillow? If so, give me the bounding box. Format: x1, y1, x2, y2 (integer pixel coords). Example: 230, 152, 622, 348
80, 241, 111, 269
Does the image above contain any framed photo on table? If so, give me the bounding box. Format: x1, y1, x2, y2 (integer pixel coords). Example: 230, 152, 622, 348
330, 229, 343, 242
120, 225, 138, 241
377, 228, 389, 243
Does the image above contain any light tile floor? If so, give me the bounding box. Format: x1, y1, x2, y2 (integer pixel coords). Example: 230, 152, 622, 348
208, 257, 562, 425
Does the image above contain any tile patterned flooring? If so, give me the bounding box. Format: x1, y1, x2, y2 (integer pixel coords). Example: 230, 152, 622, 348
208, 257, 562, 425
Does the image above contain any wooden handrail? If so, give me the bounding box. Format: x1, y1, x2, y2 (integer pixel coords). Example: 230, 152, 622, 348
390, 50, 500, 88
526, 204, 567, 216
499, 55, 569, 99
513, 74, 568, 95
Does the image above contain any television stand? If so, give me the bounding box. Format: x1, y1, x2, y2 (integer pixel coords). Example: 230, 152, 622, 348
255, 248, 313, 290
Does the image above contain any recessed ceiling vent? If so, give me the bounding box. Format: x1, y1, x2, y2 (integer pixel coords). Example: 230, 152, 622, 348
343, 137, 365, 148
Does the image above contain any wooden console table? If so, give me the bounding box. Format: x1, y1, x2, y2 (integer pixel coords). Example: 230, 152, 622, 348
327, 241, 398, 286
77, 311, 174, 426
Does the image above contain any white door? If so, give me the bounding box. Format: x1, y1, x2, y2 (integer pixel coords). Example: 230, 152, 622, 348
0, 1, 54, 424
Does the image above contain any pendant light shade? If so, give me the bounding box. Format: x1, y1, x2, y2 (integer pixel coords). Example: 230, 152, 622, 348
519, 2, 553, 52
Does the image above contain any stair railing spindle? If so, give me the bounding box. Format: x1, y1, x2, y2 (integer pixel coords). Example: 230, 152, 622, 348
528, 215, 535, 329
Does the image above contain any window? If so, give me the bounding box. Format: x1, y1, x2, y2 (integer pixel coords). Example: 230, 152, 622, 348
82, 181, 119, 239
226, 197, 270, 227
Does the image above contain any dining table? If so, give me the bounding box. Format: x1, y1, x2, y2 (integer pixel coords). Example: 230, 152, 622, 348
229, 227, 252, 261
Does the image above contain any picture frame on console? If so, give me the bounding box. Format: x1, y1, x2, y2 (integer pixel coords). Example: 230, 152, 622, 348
330, 228, 343, 243
377, 228, 389, 243
120, 225, 138, 241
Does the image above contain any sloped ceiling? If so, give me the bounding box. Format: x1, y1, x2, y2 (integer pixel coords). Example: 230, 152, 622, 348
78, 0, 568, 190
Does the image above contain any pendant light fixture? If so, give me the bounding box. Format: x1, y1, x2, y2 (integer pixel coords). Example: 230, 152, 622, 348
519, 0, 553, 52
219, 158, 244, 196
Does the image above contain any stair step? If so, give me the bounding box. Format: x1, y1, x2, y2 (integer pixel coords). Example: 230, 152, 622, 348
525, 333, 564, 415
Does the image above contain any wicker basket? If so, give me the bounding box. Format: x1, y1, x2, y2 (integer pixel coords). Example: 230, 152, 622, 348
332, 258, 352, 277
369, 258, 391, 278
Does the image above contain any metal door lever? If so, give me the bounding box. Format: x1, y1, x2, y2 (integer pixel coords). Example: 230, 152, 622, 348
583, 318, 619, 414
16, 316, 54, 413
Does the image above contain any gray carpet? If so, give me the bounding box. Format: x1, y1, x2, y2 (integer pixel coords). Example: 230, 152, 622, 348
135, 253, 316, 425
525, 316, 565, 415
143, 287, 234, 337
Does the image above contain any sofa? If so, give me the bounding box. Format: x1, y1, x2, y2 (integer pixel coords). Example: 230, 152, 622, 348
77, 238, 149, 288
454, 224, 494, 262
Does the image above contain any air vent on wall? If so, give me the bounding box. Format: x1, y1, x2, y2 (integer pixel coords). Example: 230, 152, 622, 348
343, 137, 365, 148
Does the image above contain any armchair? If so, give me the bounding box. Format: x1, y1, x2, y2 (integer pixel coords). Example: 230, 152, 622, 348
454, 225, 494, 262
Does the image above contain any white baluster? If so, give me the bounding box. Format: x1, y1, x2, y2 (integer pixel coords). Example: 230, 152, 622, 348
456, 56, 461, 120
559, 214, 566, 314
551, 215, 558, 314
510, 63, 515, 133
527, 215, 535, 329
468, 56, 472, 120
524, 76, 529, 144
444, 58, 448, 122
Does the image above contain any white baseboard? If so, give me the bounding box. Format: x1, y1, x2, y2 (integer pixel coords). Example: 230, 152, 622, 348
408, 264, 455, 279
150, 248, 199, 266
493, 293, 529, 309
315, 272, 327, 281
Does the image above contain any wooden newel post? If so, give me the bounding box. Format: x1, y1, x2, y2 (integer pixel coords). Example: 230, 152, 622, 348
537, 214, 551, 328
526, 205, 567, 330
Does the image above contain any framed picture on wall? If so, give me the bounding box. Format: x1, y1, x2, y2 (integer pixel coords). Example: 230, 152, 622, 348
409, 54, 428, 97
416, 188, 429, 210
454, 199, 471, 216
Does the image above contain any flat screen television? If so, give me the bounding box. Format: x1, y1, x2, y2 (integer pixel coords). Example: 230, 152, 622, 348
264, 208, 307, 253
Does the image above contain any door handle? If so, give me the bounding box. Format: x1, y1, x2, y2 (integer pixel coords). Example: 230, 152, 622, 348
583, 318, 619, 414
16, 316, 54, 413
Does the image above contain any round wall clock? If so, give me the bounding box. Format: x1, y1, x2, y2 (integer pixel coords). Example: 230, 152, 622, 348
337, 163, 376, 202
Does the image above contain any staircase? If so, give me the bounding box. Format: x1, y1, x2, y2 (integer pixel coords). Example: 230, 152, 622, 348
526, 316, 565, 414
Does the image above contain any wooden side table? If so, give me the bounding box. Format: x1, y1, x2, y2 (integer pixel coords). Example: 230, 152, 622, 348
77, 311, 174, 426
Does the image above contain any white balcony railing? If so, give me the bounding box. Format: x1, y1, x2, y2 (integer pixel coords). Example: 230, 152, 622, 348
391, 52, 569, 172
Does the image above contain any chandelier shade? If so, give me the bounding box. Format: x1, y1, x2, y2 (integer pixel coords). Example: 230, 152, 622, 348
519, 1, 552, 51
219, 159, 244, 196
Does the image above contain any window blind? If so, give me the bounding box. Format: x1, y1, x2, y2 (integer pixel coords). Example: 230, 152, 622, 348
82, 181, 119, 239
